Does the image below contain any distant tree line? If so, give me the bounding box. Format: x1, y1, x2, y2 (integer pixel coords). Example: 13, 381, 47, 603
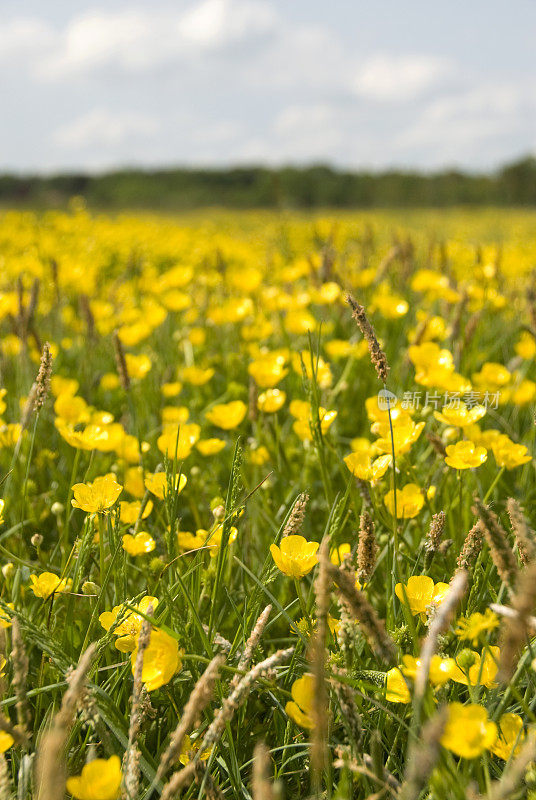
0, 156, 535, 209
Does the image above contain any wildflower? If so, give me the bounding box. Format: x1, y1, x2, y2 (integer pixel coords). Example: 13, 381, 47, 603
66, 755, 122, 800
472, 362, 510, 390
385, 668, 411, 703
257, 388, 286, 413
0, 602, 13, 628
400, 654, 456, 686
205, 400, 247, 430
444, 440, 487, 470
330, 543, 351, 566
196, 438, 226, 456
489, 713, 525, 760
30, 572, 72, 599
395, 575, 449, 621
434, 401, 486, 428
248, 356, 288, 388
371, 419, 425, 456
181, 366, 214, 385
292, 406, 337, 442
491, 435, 532, 469
270, 535, 319, 578
250, 445, 270, 465
455, 610, 499, 646
122, 531, 156, 556
124, 353, 151, 380
384, 484, 424, 519
131, 628, 182, 691
99, 596, 159, 652
285, 674, 314, 728
440, 703, 497, 758
344, 452, 392, 482
119, 499, 152, 525
0, 731, 13, 753
157, 423, 200, 459
451, 646, 500, 688
162, 381, 182, 398
144, 472, 187, 500
71, 474, 123, 514
515, 331, 536, 360
123, 466, 145, 498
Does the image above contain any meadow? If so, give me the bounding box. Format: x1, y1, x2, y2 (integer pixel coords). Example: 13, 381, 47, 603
0, 204, 535, 799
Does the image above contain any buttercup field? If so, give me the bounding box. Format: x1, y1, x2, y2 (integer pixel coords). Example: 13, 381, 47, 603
0, 205, 533, 798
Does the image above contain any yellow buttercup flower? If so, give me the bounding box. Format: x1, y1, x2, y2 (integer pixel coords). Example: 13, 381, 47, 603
125, 353, 151, 380
444, 441, 487, 470
455, 609, 499, 646
285, 674, 314, 728
384, 484, 424, 519
371, 419, 425, 456
491, 435, 532, 469
131, 628, 182, 691
344, 452, 392, 482
489, 713, 525, 761
205, 401, 247, 430
270, 535, 319, 578
30, 572, 72, 599
248, 355, 288, 388
385, 668, 411, 703
441, 703, 497, 759
66, 755, 122, 800
0, 602, 13, 628
451, 646, 499, 688
144, 472, 187, 500
515, 331, 536, 360
122, 531, 155, 556
71, 474, 123, 514
434, 401, 486, 427
181, 366, 215, 386
257, 388, 286, 413
99, 596, 159, 652
472, 362, 510, 390
0, 731, 13, 753
400, 654, 456, 686
119, 499, 153, 525
395, 575, 449, 621
196, 438, 227, 456
250, 445, 270, 465
330, 543, 351, 566
157, 423, 201, 459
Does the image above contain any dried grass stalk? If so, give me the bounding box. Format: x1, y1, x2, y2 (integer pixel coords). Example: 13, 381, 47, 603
507, 498, 536, 566
327, 562, 396, 664
252, 741, 274, 800
309, 538, 330, 783
157, 654, 224, 781
35, 644, 96, 800
122, 612, 152, 800
498, 561, 536, 682
282, 493, 309, 538
473, 498, 517, 589
346, 294, 389, 383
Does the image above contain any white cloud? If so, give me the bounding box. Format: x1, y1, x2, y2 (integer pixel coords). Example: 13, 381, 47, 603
39, 0, 278, 79
354, 54, 452, 101
178, 0, 277, 49
54, 109, 158, 149
0, 18, 56, 64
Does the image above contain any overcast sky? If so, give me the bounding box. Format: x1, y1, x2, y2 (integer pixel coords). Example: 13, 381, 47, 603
1, 0, 535, 173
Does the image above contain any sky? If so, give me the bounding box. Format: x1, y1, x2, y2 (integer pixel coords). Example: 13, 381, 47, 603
1, 0, 535, 173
